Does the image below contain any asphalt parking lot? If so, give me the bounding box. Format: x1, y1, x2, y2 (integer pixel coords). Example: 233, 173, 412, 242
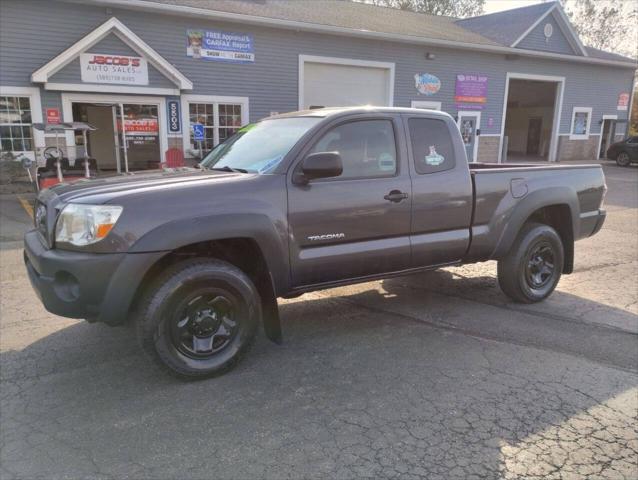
1, 162, 637, 480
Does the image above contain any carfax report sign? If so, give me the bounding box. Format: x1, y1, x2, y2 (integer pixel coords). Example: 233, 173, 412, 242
187, 29, 254, 63
80, 53, 149, 85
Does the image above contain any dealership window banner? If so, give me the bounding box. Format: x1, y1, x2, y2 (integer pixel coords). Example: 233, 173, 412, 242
187, 29, 254, 63
455, 74, 488, 110
80, 53, 149, 85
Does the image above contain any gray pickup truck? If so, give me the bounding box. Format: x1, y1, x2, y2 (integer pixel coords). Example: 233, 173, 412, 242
24, 107, 606, 378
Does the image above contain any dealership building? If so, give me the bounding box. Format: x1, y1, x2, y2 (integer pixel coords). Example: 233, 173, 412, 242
0, 0, 635, 170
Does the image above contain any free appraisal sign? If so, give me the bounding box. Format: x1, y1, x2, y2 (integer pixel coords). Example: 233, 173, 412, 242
80, 53, 149, 85
187, 29, 254, 63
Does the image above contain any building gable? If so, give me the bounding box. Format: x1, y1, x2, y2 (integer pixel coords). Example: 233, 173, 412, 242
516, 11, 578, 56
511, 4, 588, 56
31, 17, 192, 94
48, 33, 177, 90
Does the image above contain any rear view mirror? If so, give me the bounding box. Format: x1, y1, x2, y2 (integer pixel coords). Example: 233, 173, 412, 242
295, 151, 343, 184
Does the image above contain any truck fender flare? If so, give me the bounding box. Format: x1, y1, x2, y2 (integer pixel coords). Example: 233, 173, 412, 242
129, 213, 291, 295
491, 186, 578, 259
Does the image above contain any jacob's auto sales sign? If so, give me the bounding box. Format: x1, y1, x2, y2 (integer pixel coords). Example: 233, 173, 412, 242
80, 53, 149, 85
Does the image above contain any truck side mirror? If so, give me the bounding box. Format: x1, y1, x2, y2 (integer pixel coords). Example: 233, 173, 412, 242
294, 151, 343, 184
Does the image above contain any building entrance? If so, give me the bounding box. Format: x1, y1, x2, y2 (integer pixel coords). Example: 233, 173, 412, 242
72, 102, 161, 172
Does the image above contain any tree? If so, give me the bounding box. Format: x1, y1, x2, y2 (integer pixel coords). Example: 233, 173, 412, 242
360, 0, 485, 18
563, 0, 637, 59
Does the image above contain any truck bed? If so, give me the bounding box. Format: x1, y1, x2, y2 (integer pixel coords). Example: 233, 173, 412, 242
466, 162, 606, 262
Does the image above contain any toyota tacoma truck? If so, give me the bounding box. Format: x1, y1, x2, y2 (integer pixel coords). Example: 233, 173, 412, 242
24, 107, 606, 379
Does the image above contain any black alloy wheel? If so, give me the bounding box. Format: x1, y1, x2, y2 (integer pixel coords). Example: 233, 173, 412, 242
170, 291, 239, 359
524, 242, 556, 290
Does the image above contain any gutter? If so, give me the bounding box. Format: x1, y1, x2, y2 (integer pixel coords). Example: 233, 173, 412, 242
65, 0, 637, 69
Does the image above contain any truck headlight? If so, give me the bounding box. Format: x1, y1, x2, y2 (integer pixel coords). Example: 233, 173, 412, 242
55, 204, 123, 246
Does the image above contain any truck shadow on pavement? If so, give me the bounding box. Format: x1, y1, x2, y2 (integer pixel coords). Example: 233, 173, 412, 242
2, 271, 637, 478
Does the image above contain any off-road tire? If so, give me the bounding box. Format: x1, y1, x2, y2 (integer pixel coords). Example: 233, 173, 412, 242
497, 222, 564, 303
136, 258, 260, 380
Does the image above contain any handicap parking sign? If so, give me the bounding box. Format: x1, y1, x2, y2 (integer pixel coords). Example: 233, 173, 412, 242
192, 123, 205, 142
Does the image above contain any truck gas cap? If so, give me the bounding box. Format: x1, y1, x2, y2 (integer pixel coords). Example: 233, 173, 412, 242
510, 178, 528, 198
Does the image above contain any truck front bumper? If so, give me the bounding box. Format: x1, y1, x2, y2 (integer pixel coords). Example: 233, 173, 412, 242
24, 229, 166, 325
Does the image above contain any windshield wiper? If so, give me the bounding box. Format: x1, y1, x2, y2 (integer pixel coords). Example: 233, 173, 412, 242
209, 165, 249, 173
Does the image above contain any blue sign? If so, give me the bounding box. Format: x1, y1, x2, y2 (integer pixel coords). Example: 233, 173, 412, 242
192, 123, 205, 142
187, 29, 254, 63
167, 100, 181, 134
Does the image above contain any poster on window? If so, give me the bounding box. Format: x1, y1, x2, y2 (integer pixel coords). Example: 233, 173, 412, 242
455, 74, 488, 110
187, 29, 254, 63
117, 117, 159, 145
573, 112, 588, 135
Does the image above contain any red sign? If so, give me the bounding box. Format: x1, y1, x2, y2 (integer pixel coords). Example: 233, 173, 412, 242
117, 118, 159, 135
87, 55, 141, 67
46, 108, 61, 124
617, 92, 629, 111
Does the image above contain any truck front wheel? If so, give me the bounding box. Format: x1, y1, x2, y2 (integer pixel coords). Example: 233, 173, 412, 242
497, 223, 564, 303
136, 258, 260, 379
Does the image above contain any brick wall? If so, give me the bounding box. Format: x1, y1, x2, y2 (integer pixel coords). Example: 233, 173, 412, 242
556, 136, 598, 161
477, 136, 500, 163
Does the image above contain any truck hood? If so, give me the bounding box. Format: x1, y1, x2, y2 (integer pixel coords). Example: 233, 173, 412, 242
44, 168, 246, 204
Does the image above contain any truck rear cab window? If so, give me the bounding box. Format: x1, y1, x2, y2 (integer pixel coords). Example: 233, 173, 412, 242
310, 119, 397, 179
408, 118, 456, 174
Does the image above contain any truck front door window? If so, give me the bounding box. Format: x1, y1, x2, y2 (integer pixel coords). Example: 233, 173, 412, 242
309, 120, 397, 179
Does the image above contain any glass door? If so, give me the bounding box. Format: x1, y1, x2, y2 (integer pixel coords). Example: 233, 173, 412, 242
117, 103, 161, 171
457, 111, 480, 162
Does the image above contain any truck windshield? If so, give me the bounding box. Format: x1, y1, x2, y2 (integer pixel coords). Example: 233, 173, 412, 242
200, 117, 321, 173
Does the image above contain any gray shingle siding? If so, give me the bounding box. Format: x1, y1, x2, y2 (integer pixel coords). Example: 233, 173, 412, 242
516, 13, 576, 56
0, 0, 633, 143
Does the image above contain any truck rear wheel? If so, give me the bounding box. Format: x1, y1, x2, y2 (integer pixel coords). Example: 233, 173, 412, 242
136, 258, 260, 379
497, 222, 564, 303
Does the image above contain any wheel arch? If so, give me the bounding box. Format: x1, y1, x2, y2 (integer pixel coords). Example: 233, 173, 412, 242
492, 188, 578, 274
130, 236, 283, 343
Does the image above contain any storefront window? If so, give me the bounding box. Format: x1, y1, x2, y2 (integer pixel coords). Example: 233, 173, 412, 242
188, 102, 243, 153
0, 96, 33, 155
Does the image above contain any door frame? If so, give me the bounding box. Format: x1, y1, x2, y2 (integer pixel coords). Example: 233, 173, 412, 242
457, 110, 481, 162
61, 92, 167, 163
499, 72, 565, 163
411, 100, 442, 110
597, 114, 618, 159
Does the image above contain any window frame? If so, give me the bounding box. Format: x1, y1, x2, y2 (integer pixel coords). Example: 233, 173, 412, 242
180, 95, 249, 157
303, 117, 401, 182
569, 107, 592, 140
0, 86, 44, 161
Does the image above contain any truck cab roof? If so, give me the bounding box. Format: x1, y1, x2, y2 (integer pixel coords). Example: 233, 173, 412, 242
269, 106, 453, 120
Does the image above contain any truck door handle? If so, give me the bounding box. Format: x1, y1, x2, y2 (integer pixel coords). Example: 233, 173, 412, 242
384, 190, 408, 203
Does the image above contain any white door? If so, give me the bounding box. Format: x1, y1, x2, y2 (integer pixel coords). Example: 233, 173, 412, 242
457, 111, 481, 162
301, 60, 392, 109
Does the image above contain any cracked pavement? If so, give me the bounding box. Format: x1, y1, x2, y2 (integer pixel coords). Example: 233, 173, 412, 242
1, 162, 637, 479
